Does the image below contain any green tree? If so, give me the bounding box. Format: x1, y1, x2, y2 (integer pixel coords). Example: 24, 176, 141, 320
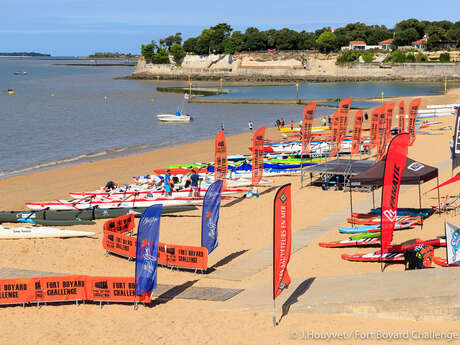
394, 28, 419, 46
447, 28, 460, 42
152, 47, 170, 64
274, 28, 299, 50
315, 31, 338, 53
224, 31, 245, 53
416, 52, 428, 62
160, 33, 183, 50
141, 43, 154, 60
183, 38, 197, 52
297, 31, 316, 50
394, 18, 427, 38
170, 43, 186, 63
243, 27, 267, 51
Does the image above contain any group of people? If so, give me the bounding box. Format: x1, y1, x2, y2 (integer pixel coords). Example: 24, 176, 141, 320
162, 169, 201, 197
274, 118, 285, 129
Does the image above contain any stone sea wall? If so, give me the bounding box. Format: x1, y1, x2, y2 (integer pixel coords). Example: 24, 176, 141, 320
130, 51, 460, 82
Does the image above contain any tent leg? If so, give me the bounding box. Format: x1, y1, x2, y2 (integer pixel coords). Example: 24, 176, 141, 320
349, 188, 354, 226
436, 176, 441, 216
372, 189, 375, 209
419, 183, 423, 230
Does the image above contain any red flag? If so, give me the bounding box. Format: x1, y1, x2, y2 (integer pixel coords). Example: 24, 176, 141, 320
301, 103, 317, 154
338, 97, 352, 144
385, 103, 395, 143
329, 112, 340, 157
252, 126, 266, 186
376, 105, 387, 162
369, 108, 380, 149
273, 183, 292, 300
214, 130, 227, 188
351, 110, 363, 154
407, 98, 421, 146
398, 100, 405, 134
381, 134, 410, 253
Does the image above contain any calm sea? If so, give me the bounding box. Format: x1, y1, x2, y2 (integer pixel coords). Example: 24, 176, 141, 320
0, 58, 447, 177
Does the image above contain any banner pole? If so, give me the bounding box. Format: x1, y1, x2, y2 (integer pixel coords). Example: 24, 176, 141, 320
419, 181, 423, 230
436, 176, 441, 215
272, 299, 276, 327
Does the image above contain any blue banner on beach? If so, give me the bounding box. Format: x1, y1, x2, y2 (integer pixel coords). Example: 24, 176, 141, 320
201, 180, 223, 254
135, 205, 162, 296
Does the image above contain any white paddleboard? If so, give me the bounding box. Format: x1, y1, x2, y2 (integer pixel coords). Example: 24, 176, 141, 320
0, 225, 95, 239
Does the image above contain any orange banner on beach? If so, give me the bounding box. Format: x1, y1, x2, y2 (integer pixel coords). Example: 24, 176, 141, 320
273, 184, 292, 300
398, 100, 406, 134
338, 97, 352, 144
329, 112, 340, 157
0, 278, 32, 305
301, 103, 317, 154
369, 107, 380, 149
103, 225, 208, 270
158, 243, 208, 270
376, 105, 387, 162
407, 98, 421, 146
103, 229, 137, 258
252, 126, 266, 186
215, 130, 227, 187
86, 276, 150, 303
385, 103, 395, 143
30, 276, 87, 302
103, 214, 135, 234
351, 110, 363, 154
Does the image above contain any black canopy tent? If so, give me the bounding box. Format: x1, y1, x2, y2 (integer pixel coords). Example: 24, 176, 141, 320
348, 157, 441, 226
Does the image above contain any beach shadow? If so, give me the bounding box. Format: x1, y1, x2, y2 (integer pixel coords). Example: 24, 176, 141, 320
162, 214, 201, 218
278, 277, 316, 324
222, 195, 246, 208
206, 250, 248, 273
259, 185, 280, 196
150, 279, 199, 307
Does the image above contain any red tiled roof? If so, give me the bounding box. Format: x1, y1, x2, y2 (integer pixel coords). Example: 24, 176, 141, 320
349, 41, 366, 45
412, 38, 427, 45
379, 38, 393, 44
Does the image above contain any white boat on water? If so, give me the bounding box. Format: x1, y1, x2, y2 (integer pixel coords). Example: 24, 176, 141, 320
156, 112, 191, 122
156, 93, 192, 122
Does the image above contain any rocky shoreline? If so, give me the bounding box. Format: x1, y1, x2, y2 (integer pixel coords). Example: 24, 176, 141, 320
117, 72, 460, 83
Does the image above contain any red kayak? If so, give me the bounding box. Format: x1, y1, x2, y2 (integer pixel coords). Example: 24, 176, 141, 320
433, 257, 460, 267
341, 238, 445, 262
347, 215, 422, 225
319, 237, 380, 248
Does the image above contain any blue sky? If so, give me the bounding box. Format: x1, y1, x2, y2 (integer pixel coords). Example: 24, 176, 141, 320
0, 0, 458, 56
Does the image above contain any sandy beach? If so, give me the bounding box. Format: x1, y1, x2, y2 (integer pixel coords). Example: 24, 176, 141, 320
1, 89, 460, 344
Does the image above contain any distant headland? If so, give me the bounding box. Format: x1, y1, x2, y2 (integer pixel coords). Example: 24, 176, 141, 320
0, 52, 51, 57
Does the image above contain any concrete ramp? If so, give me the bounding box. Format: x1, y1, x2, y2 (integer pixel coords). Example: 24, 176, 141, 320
229, 267, 460, 321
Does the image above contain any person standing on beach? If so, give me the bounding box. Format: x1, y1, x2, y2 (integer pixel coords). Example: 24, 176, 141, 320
290, 120, 294, 130
364, 112, 369, 121
327, 115, 332, 128
248, 121, 254, 131
321, 117, 327, 127
188, 169, 200, 197
221, 121, 225, 131
164, 170, 172, 196
281, 118, 285, 128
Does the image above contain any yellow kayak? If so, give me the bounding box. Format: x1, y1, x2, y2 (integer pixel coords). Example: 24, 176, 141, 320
279, 126, 329, 133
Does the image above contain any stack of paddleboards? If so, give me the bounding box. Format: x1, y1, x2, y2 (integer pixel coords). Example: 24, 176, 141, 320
318, 207, 444, 262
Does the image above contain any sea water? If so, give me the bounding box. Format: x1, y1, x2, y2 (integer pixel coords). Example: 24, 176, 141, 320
0, 58, 448, 177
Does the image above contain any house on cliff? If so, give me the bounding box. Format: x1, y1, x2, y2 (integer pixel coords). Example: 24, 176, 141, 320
379, 39, 393, 50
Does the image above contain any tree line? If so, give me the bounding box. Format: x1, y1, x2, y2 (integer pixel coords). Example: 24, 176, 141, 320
141, 19, 460, 63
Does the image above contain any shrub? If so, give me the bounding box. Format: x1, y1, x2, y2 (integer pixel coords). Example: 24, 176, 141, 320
391, 50, 406, 63
440, 53, 450, 62
362, 52, 374, 63
416, 53, 428, 62
406, 53, 416, 62
336, 50, 360, 64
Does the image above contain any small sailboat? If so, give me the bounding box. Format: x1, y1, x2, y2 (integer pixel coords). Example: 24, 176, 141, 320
156, 94, 192, 123
13, 71, 27, 75
6, 88, 14, 95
